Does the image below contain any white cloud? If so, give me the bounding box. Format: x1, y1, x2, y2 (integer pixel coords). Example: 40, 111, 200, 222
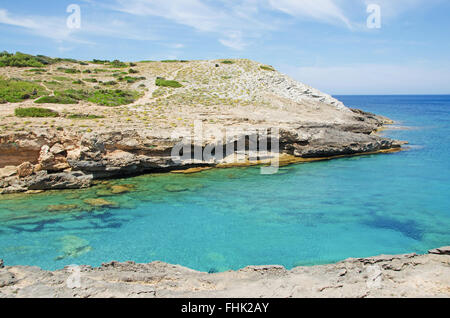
114, 0, 224, 32
0, 7, 158, 45
268, 0, 351, 28
0, 9, 79, 42
219, 31, 247, 50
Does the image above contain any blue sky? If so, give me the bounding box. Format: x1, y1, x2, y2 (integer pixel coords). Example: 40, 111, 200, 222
1, 0, 449, 94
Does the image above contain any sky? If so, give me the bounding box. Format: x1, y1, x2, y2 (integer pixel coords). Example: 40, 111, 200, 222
0, 0, 449, 95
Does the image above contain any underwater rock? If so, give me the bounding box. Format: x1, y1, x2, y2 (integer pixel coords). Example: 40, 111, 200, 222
55, 235, 92, 260
163, 184, 189, 192
110, 184, 134, 194
96, 189, 114, 197
171, 167, 212, 174
47, 204, 79, 212
0, 259, 3, 268
25, 190, 44, 194
83, 198, 119, 208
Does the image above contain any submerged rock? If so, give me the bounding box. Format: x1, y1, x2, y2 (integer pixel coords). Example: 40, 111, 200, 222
83, 198, 119, 208
110, 184, 135, 194
55, 235, 92, 260
163, 184, 189, 192
47, 204, 79, 212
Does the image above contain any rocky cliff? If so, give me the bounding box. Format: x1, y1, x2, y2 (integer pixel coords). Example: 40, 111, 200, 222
0, 59, 404, 194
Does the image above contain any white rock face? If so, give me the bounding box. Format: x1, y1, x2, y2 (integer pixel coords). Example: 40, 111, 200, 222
257, 71, 349, 112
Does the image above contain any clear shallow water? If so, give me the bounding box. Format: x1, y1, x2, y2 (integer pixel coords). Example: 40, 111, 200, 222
0, 95, 449, 272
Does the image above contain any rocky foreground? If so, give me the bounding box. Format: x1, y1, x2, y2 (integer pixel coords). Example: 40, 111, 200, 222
0, 58, 403, 194
0, 247, 449, 298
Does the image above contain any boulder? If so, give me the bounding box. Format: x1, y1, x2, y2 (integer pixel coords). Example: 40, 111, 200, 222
27, 171, 93, 190
38, 145, 69, 171
17, 162, 34, 177
50, 143, 66, 155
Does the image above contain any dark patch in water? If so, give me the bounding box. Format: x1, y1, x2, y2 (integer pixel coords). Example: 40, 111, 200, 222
365, 216, 423, 241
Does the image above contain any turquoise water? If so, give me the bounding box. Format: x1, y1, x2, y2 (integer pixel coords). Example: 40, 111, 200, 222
0, 95, 449, 272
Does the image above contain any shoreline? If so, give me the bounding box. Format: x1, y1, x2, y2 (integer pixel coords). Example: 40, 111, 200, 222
1, 246, 449, 298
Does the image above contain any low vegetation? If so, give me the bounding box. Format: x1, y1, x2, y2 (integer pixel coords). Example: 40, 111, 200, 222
67, 114, 105, 119
0, 51, 84, 67
221, 60, 234, 64
34, 95, 79, 104
155, 78, 183, 88
34, 88, 141, 106
0, 52, 55, 67
108, 60, 128, 68
87, 89, 141, 106
15, 107, 59, 117
0, 77, 48, 103
260, 65, 275, 71
161, 60, 189, 63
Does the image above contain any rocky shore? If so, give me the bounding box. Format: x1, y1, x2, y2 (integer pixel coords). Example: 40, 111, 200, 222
0, 59, 404, 194
1, 247, 448, 298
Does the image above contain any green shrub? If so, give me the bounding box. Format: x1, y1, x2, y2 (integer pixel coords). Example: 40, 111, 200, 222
64, 68, 81, 74
260, 65, 275, 71
0, 52, 57, 67
129, 68, 139, 74
52, 76, 71, 81
38, 89, 141, 106
67, 114, 105, 119
83, 78, 98, 83
91, 59, 109, 65
118, 76, 146, 83
108, 60, 128, 68
0, 77, 48, 102
26, 68, 47, 72
102, 81, 118, 86
72, 80, 84, 85
161, 60, 189, 63
87, 89, 141, 106
34, 95, 79, 104
155, 78, 183, 88
221, 60, 234, 64
15, 107, 59, 117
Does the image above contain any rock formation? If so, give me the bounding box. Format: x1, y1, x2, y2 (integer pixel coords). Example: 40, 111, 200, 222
0, 248, 448, 298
